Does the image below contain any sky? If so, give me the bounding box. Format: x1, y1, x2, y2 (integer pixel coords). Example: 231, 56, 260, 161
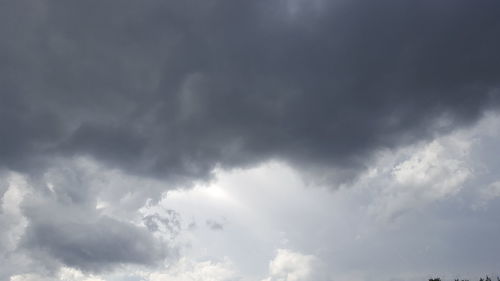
1, 0, 500, 280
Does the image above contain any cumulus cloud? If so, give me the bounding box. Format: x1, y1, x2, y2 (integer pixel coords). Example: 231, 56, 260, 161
262, 249, 328, 281
10, 267, 105, 281
365, 134, 474, 221
144, 257, 240, 281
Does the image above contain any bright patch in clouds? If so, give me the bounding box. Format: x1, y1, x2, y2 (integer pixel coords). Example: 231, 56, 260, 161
139, 112, 500, 281
262, 249, 327, 281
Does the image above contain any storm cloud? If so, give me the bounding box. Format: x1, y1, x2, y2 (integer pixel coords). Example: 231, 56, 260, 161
1, 0, 499, 182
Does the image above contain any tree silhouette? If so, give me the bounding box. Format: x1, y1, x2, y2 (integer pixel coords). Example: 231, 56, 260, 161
431, 276, 497, 281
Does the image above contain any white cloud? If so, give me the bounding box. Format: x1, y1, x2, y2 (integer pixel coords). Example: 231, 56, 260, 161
392, 140, 471, 196
1, 172, 29, 252
359, 112, 500, 222
9, 274, 51, 281
262, 249, 328, 281
58, 267, 105, 281
145, 258, 240, 281
367, 134, 473, 221
479, 180, 500, 201
9, 267, 104, 281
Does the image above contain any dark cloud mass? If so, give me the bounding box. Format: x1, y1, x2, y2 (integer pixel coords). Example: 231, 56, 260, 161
1, 0, 500, 181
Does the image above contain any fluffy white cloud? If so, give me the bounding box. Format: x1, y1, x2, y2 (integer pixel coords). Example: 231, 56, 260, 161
9, 267, 104, 281
262, 249, 328, 281
0, 172, 28, 252
145, 258, 240, 281
366, 135, 473, 221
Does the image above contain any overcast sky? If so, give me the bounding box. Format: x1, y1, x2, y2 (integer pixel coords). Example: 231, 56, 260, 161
1, 1, 500, 280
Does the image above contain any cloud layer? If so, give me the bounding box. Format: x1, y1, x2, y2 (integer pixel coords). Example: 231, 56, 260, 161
2, 0, 500, 280
2, 0, 500, 182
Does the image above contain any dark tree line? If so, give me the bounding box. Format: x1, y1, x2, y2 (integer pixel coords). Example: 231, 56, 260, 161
429, 276, 499, 281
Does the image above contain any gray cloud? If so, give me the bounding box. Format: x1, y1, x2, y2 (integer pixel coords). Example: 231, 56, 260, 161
0, 163, 172, 277
20, 200, 167, 273
143, 210, 182, 239
206, 219, 225, 231
1, 0, 499, 183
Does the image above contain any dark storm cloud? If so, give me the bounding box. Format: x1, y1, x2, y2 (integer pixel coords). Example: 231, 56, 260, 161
2, 0, 500, 180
